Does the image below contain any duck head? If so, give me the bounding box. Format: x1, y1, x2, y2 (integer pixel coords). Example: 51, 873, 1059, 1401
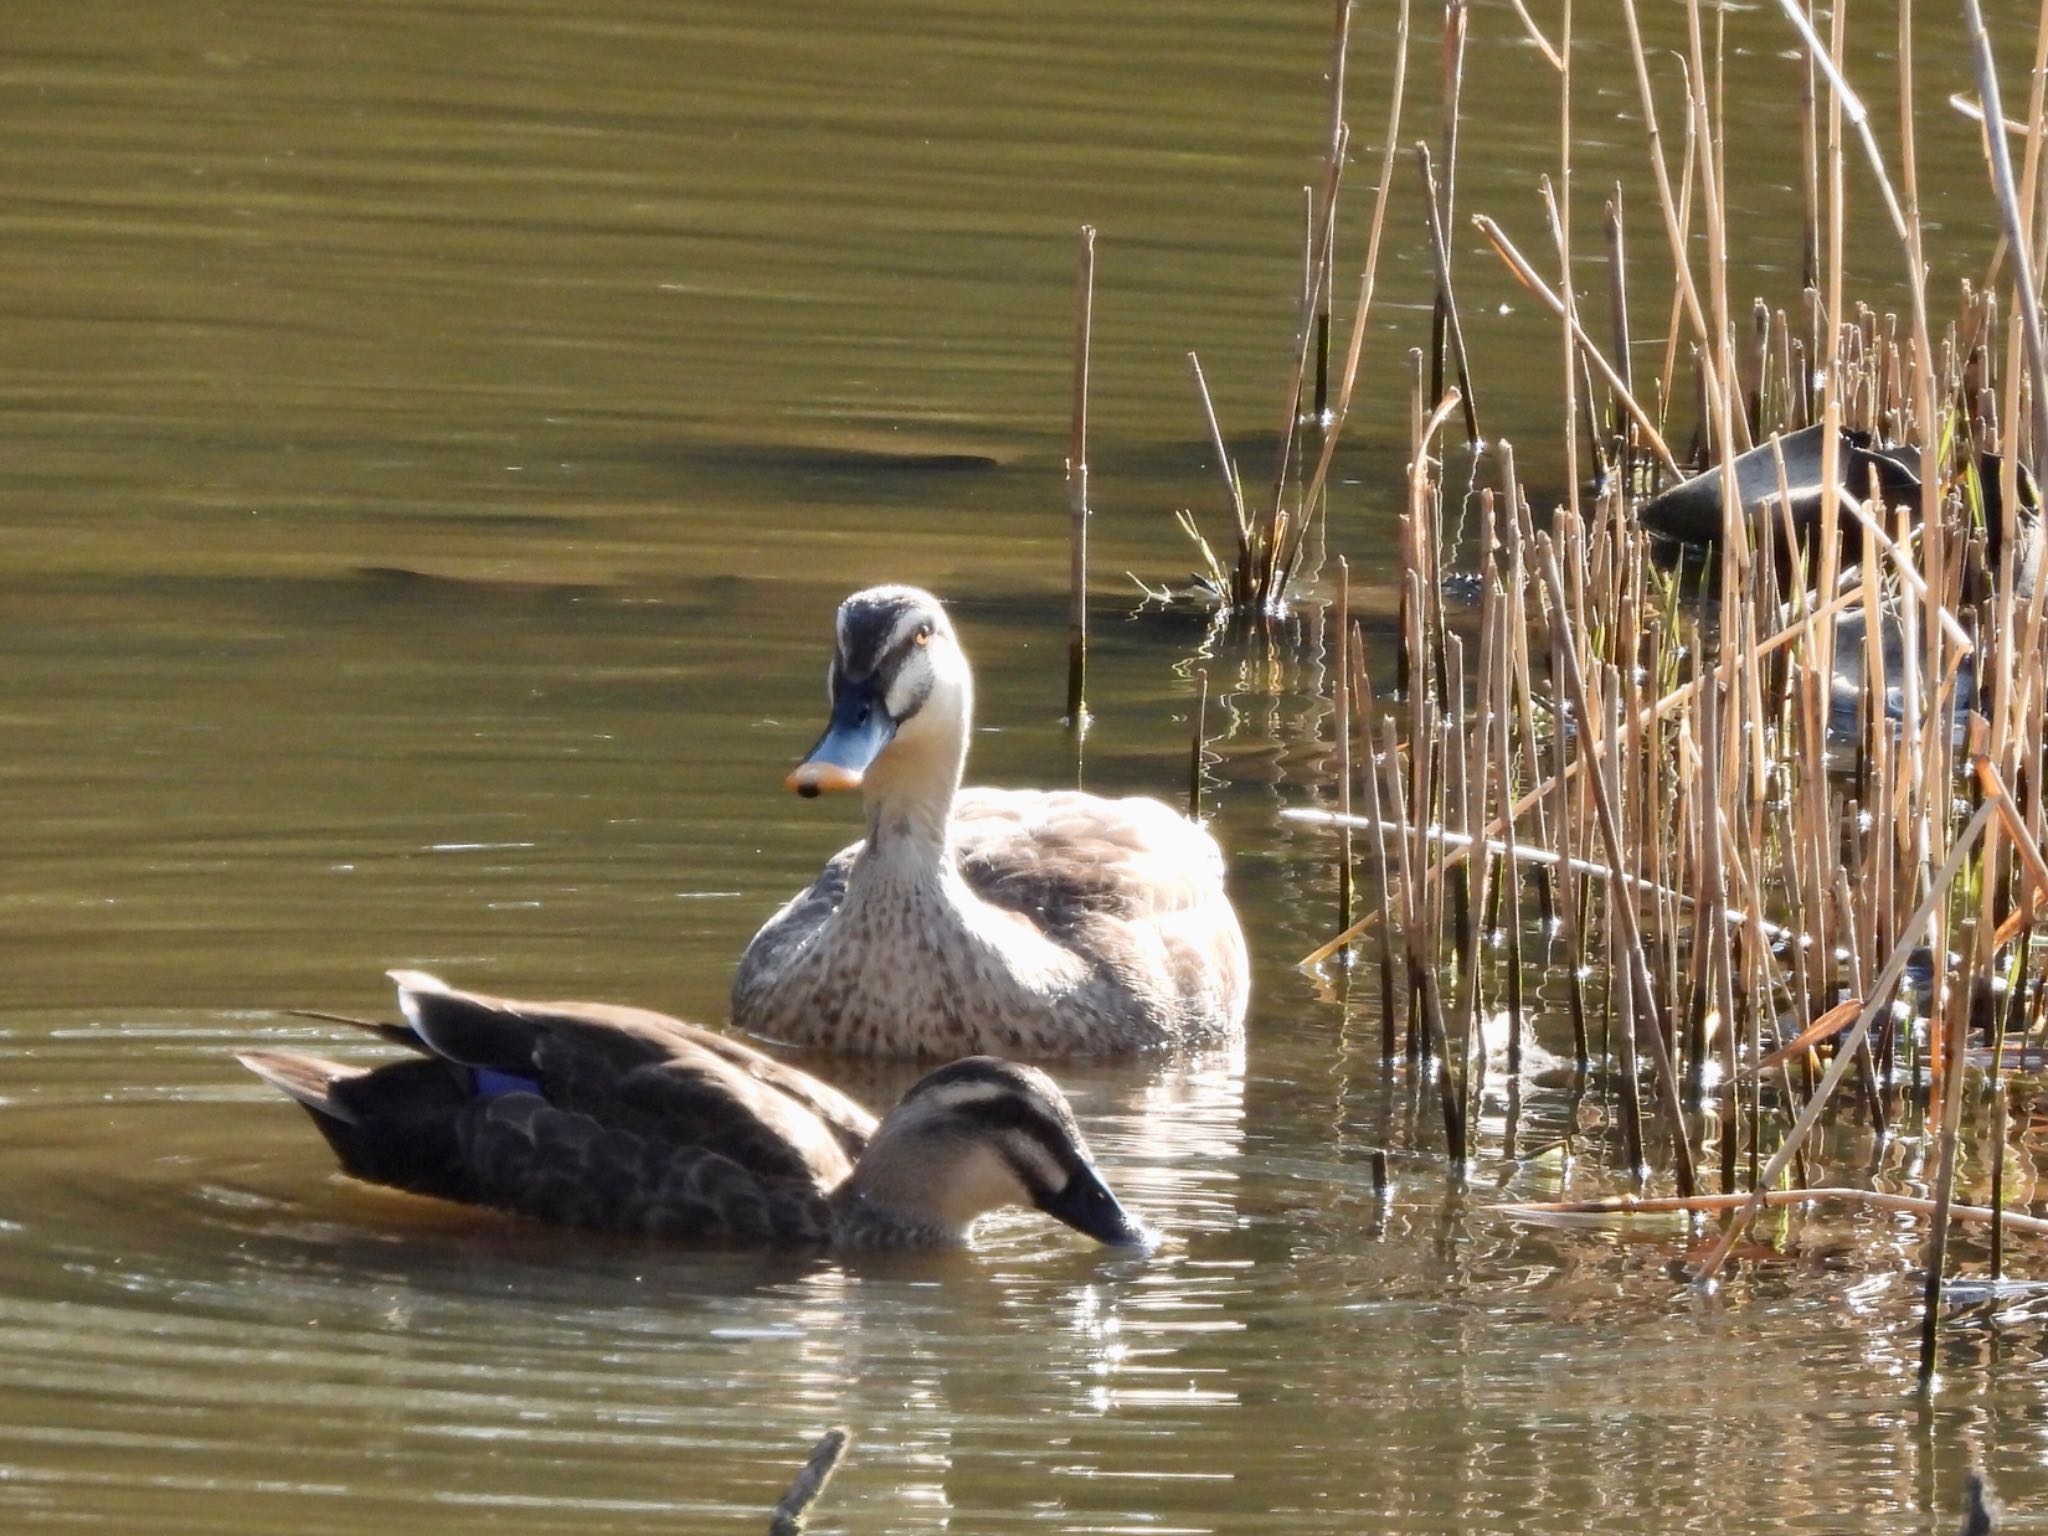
786, 585, 973, 809
843, 1057, 1151, 1247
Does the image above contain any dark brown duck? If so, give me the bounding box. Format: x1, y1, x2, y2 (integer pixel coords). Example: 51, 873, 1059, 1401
241, 972, 1150, 1250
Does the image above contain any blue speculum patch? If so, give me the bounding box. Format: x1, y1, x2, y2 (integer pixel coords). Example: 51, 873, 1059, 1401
471, 1068, 542, 1100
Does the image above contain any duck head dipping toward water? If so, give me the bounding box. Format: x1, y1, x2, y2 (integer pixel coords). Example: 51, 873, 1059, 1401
733, 585, 1250, 1058
241, 972, 1151, 1251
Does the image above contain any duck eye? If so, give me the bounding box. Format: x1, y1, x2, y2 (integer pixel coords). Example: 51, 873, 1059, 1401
914, 624, 933, 647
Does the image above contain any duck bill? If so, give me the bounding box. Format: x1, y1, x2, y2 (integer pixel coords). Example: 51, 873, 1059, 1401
1038, 1161, 1151, 1248
785, 679, 897, 797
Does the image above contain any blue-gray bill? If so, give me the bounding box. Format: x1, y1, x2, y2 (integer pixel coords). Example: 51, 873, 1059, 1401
1038, 1159, 1154, 1249
786, 676, 896, 797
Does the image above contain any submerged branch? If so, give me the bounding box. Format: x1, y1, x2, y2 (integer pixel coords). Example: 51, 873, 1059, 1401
768, 1428, 853, 1536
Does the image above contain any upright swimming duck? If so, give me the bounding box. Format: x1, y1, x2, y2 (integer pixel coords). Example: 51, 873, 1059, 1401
732, 586, 1249, 1057
239, 971, 1148, 1250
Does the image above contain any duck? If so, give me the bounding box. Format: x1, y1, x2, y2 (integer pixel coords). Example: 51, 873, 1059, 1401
1636, 422, 2040, 598
731, 585, 1250, 1057
239, 971, 1149, 1250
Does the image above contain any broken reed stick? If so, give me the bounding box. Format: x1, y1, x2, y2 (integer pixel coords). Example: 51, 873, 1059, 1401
1188, 352, 1249, 548
1503, 0, 1563, 71
768, 1428, 852, 1536
1471, 213, 1680, 476
1948, 91, 2038, 140
1066, 225, 1094, 726
1188, 667, 1209, 821
1495, 1188, 2048, 1238
1282, 808, 1792, 939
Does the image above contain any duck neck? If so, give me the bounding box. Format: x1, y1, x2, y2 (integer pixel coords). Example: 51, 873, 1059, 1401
826, 1182, 964, 1249
851, 702, 969, 890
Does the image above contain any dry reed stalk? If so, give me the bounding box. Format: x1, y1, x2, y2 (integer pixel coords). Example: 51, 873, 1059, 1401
1962, 0, 2048, 491
1922, 966, 1973, 1390
1188, 667, 1209, 821
1447, 625, 1486, 1134
1538, 537, 1696, 1193
1604, 191, 1633, 446
1066, 226, 1094, 726
1301, 0, 1411, 519
1298, 573, 1881, 966
1617, 0, 1723, 419
1430, 0, 1469, 407
1557, 0, 1579, 517
1700, 673, 1739, 1176
1415, 144, 1480, 442
1601, 663, 1647, 1171
1313, 0, 1355, 420
1271, 157, 1346, 534
1694, 797, 2001, 1284
1501, 460, 1558, 922
1383, 712, 1425, 1061
1354, 641, 1402, 1058
1187, 353, 1251, 599
1335, 558, 1354, 933
1491, 573, 1527, 1073
1284, 811, 1793, 933
1496, 1188, 2048, 1238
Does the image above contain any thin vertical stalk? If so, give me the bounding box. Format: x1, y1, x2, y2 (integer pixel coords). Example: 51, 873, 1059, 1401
1066, 226, 1095, 725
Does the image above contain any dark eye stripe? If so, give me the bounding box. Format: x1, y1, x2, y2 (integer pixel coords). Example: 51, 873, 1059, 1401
951, 1096, 1084, 1181
840, 620, 930, 684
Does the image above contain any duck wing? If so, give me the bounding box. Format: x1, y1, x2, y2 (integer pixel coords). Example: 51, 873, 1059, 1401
952, 787, 1228, 926
731, 842, 861, 1020
390, 972, 876, 1162
242, 974, 878, 1243
952, 787, 1250, 1039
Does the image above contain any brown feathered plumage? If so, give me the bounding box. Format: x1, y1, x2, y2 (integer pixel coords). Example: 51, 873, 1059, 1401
732, 587, 1250, 1057
242, 973, 1150, 1250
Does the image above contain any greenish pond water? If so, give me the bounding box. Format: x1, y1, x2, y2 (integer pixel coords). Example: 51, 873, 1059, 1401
1, 1, 2043, 1531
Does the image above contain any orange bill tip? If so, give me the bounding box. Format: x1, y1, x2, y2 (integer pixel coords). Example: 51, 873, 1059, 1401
786, 762, 865, 797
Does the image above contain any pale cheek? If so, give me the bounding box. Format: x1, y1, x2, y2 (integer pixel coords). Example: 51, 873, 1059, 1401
940, 1146, 1031, 1223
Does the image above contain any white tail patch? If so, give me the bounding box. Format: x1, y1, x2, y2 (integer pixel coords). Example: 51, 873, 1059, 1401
386, 968, 452, 1032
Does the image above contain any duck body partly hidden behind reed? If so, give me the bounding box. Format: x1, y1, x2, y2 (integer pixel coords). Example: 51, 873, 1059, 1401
240, 972, 1148, 1250
732, 585, 1249, 1058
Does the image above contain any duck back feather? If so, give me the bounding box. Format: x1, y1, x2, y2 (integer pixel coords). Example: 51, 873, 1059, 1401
243, 975, 874, 1243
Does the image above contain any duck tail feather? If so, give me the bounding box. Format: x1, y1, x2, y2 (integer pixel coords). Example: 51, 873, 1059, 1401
237, 1050, 364, 1123
283, 1009, 426, 1051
